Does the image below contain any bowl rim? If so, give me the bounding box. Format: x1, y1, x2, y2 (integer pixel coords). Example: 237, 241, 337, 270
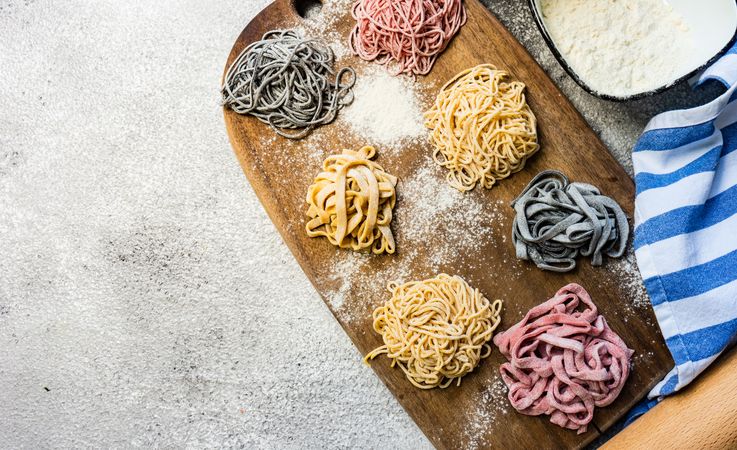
527, 0, 737, 102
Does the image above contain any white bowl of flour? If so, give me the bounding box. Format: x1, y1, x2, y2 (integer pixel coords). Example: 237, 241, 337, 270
530, 0, 737, 100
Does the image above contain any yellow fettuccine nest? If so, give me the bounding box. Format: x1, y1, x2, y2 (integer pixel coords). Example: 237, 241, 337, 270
365, 274, 503, 389
305, 145, 398, 254
424, 64, 539, 191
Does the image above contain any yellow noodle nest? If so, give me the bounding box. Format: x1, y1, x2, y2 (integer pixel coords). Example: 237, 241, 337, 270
424, 64, 539, 191
365, 274, 503, 389
305, 145, 398, 254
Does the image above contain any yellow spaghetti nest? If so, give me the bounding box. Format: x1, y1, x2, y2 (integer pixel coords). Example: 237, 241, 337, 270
365, 274, 503, 389
305, 145, 398, 254
424, 64, 539, 191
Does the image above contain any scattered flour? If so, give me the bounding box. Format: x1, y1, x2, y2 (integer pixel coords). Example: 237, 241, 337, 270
632, 350, 656, 370
395, 159, 505, 271
463, 378, 510, 450
257, 127, 327, 173
301, 0, 353, 32
608, 248, 651, 310
341, 65, 427, 149
294, 0, 353, 62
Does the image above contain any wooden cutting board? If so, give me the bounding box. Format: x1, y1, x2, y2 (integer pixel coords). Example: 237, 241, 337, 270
223, 1, 674, 448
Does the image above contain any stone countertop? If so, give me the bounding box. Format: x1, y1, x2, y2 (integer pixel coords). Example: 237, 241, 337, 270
0, 1, 720, 448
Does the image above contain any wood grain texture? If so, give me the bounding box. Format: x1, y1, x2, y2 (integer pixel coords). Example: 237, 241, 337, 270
603, 347, 737, 450
222, 1, 673, 448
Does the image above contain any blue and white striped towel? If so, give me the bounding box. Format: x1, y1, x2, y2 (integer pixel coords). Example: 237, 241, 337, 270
633, 43, 737, 399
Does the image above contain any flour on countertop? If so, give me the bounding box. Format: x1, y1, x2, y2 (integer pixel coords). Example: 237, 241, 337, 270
541, 0, 696, 96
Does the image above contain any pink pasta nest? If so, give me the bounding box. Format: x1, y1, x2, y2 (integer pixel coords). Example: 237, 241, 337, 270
349, 0, 466, 76
493, 283, 634, 434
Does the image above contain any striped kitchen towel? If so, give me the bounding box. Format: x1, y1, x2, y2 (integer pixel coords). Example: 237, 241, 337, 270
633, 42, 737, 399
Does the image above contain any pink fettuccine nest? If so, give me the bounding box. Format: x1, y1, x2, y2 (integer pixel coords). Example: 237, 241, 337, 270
349, 0, 466, 76
493, 283, 634, 434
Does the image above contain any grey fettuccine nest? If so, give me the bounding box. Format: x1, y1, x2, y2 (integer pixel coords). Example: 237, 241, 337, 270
511, 170, 629, 272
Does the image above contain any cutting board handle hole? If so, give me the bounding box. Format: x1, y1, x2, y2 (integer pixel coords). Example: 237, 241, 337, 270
293, 0, 322, 20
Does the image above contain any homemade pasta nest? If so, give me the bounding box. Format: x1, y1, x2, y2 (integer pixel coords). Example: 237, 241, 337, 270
221, 29, 355, 139
305, 146, 398, 254
349, 0, 467, 76
365, 274, 503, 389
424, 64, 539, 191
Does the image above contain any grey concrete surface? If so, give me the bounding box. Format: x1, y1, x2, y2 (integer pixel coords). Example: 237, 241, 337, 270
0, 1, 722, 448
